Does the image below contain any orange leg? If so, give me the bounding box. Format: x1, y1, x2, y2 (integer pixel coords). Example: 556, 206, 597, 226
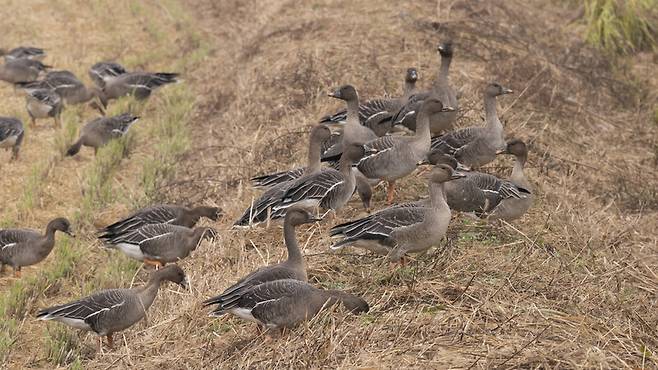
386, 181, 396, 204
106, 334, 114, 350
143, 259, 164, 269
14, 268, 21, 278
30, 117, 36, 127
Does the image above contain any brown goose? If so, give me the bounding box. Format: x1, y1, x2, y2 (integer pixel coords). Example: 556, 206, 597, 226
430, 82, 513, 169
250, 125, 333, 189
37, 265, 187, 351
357, 98, 453, 203
89, 61, 127, 89
320, 68, 418, 126
0, 218, 73, 277
99, 71, 179, 106
0, 46, 46, 61
208, 279, 369, 332
393, 42, 458, 134
66, 113, 139, 156
444, 140, 533, 221
330, 164, 463, 263
205, 208, 319, 315
0, 59, 49, 84
0, 117, 24, 160
99, 204, 222, 239
25, 88, 63, 127
100, 223, 213, 268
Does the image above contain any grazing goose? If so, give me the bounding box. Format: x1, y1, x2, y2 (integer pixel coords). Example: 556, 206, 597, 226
430, 82, 513, 169
89, 61, 127, 88
0, 117, 24, 160
207, 279, 369, 331
274, 143, 369, 216
330, 164, 463, 263
99, 71, 179, 106
25, 88, 63, 127
37, 265, 187, 351
0, 59, 49, 84
444, 140, 533, 221
0, 46, 46, 61
393, 42, 458, 134
357, 98, 453, 204
66, 113, 139, 156
0, 218, 73, 277
320, 68, 418, 125
19, 70, 104, 110
100, 204, 221, 240
250, 125, 332, 189
100, 223, 213, 268
205, 208, 319, 315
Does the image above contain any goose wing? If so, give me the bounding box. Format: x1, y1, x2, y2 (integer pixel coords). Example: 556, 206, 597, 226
275, 169, 344, 210
0, 118, 24, 141
250, 167, 305, 189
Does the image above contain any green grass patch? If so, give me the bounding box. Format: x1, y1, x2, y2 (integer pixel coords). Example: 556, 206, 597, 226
43, 323, 81, 367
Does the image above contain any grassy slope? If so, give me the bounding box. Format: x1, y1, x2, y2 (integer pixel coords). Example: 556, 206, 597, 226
0, 0, 208, 367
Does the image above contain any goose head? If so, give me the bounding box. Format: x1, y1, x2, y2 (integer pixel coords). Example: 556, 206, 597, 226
485, 82, 513, 97
405, 67, 418, 83
192, 206, 223, 221
437, 41, 454, 58
328, 85, 358, 102
420, 97, 453, 115
431, 164, 465, 183
152, 265, 188, 289
285, 207, 322, 226
47, 218, 74, 237
310, 124, 332, 143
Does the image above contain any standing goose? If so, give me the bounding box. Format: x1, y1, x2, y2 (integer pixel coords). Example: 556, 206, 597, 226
99, 204, 221, 239
0, 117, 24, 160
274, 143, 368, 216
320, 68, 418, 125
430, 82, 513, 169
0, 218, 73, 277
25, 88, 63, 127
99, 71, 179, 106
330, 164, 463, 263
250, 125, 332, 189
357, 98, 453, 203
0, 46, 46, 61
100, 223, 213, 268
0, 59, 49, 84
393, 42, 458, 134
37, 265, 187, 351
89, 61, 127, 88
444, 140, 533, 220
66, 113, 139, 156
205, 208, 319, 314
207, 279, 369, 331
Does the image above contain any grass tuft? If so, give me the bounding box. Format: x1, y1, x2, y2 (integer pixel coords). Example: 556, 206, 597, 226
584, 0, 657, 54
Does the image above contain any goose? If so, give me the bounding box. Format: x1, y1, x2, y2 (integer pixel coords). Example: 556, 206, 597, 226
250, 125, 333, 189
357, 98, 453, 203
66, 113, 139, 156
205, 208, 319, 315
393, 42, 458, 134
207, 279, 369, 332
274, 143, 369, 216
100, 223, 213, 268
320, 68, 418, 125
19, 70, 104, 111
0, 46, 46, 61
37, 265, 187, 351
430, 82, 513, 169
25, 88, 63, 127
99, 71, 179, 106
0, 218, 73, 277
444, 139, 533, 221
89, 61, 127, 88
0, 117, 24, 160
100, 204, 221, 240
0, 59, 49, 84
330, 164, 463, 263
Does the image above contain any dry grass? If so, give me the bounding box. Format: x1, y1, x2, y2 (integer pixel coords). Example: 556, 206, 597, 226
2, 0, 657, 369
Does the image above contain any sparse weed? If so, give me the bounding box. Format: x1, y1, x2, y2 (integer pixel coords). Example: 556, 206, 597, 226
43, 323, 81, 367
585, 0, 657, 54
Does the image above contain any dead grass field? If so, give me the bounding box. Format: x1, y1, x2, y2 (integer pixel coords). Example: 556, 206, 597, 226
2, 0, 657, 369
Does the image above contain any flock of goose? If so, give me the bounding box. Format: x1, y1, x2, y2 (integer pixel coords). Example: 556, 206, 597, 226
0, 41, 534, 352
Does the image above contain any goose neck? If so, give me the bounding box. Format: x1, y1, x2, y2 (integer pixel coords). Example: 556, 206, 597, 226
283, 220, 303, 263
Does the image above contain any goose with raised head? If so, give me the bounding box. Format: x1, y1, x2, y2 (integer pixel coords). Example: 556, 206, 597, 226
430, 82, 513, 169
357, 98, 453, 203
0, 218, 73, 277
0, 117, 24, 160
393, 42, 458, 134
66, 113, 139, 156
205, 208, 319, 315
37, 265, 187, 351
207, 279, 369, 332
99, 204, 221, 239
444, 139, 533, 220
331, 164, 463, 263
320, 68, 418, 126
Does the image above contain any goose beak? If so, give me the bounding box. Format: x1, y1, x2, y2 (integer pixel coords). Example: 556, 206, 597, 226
441, 106, 455, 112
65, 230, 76, 237
416, 159, 430, 166
495, 148, 509, 155
450, 171, 467, 180
364, 146, 378, 155
456, 163, 471, 172
503, 88, 514, 94
328, 91, 340, 98
310, 216, 323, 222
179, 276, 189, 290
